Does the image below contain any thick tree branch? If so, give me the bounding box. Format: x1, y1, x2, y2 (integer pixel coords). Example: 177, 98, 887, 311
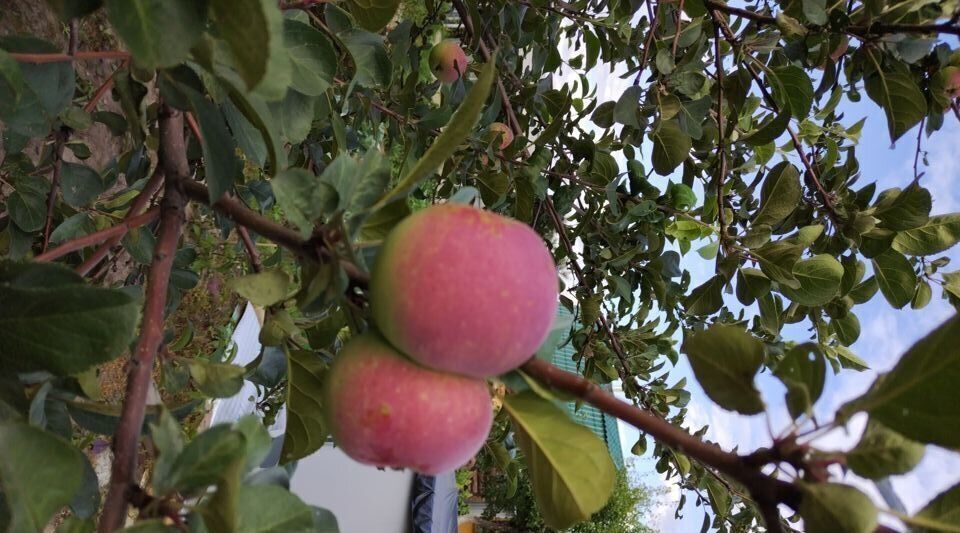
99, 105, 189, 533
35, 208, 160, 263
520, 358, 802, 529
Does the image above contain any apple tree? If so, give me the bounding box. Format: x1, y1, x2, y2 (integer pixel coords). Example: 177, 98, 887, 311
1, 0, 960, 531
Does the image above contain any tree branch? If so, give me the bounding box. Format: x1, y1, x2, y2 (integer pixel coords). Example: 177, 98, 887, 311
703, 0, 960, 36
34, 208, 160, 263
77, 167, 166, 276
237, 226, 263, 273
99, 105, 189, 533
8, 50, 131, 63
180, 181, 370, 285
40, 21, 80, 253
520, 358, 802, 529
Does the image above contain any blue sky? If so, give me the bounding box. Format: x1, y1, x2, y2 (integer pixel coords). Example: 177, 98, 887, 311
554, 36, 960, 531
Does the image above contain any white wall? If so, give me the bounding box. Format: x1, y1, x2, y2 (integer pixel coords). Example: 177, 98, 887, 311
291, 446, 414, 533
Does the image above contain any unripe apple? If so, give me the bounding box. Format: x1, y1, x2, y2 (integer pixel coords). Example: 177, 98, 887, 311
816, 36, 849, 69
947, 67, 960, 99
488, 122, 514, 150
370, 204, 559, 378
323, 333, 493, 474
429, 40, 469, 83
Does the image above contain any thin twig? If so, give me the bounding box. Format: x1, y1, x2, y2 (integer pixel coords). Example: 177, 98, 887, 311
913, 117, 926, 184
8, 50, 131, 63
35, 208, 160, 262
180, 181, 370, 285
712, 20, 729, 258
672, 0, 686, 56
83, 59, 129, 113
40, 21, 80, 253
99, 105, 189, 533
237, 226, 263, 273
77, 167, 166, 276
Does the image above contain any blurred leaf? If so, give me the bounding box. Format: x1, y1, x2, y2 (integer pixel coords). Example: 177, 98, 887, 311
345, 0, 401, 32
799, 482, 878, 533
682, 325, 765, 415
915, 482, 960, 533
847, 421, 924, 479
684, 275, 724, 316
340, 29, 392, 87
105, 0, 205, 68
840, 315, 960, 446
228, 270, 290, 306
0, 422, 84, 532
0, 262, 139, 375
236, 485, 317, 532
503, 392, 616, 530
775, 344, 825, 419
285, 20, 337, 96
188, 360, 246, 398
160, 424, 246, 494
210, 0, 287, 91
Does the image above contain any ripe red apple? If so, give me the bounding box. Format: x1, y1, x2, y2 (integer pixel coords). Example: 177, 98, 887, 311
488, 122, 514, 150
370, 204, 559, 378
323, 333, 493, 474
429, 40, 469, 83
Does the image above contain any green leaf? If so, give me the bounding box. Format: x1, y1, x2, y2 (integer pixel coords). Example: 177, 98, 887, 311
210, 0, 287, 91
340, 29, 392, 88
105, 0, 205, 69
285, 20, 337, 96
753, 162, 802, 228
770, 65, 814, 118
187, 360, 246, 398
779, 254, 843, 307
271, 168, 337, 236
754, 240, 803, 289
650, 119, 691, 175
345, 0, 401, 32
149, 409, 184, 494
374, 57, 495, 208
799, 483, 878, 533
871, 248, 917, 309
775, 343, 826, 419
50, 213, 96, 245
840, 315, 960, 447
683, 275, 724, 316
502, 392, 616, 530
744, 108, 791, 146
183, 87, 242, 203
235, 485, 317, 532
863, 56, 926, 142
892, 214, 960, 256
0, 50, 26, 121
831, 312, 861, 344
8, 176, 48, 233
227, 270, 290, 306
281, 349, 329, 463
0, 422, 84, 532
915, 483, 960, 533
736, 268, 771, 305
681, 324, 765, 414
875, 185, 931, 231
160, 424, 246, 494
269, 89, 314, 144
0, 264, 140, 375
847, 421, 924, 479
61, 163, 105, 208
802, 0, 828, 24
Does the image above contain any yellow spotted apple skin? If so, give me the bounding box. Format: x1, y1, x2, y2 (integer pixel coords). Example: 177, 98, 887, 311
488, 122, 514, 149
370, 204, 559, 378
428, 40, 469, 83
323, 333, 493, 474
